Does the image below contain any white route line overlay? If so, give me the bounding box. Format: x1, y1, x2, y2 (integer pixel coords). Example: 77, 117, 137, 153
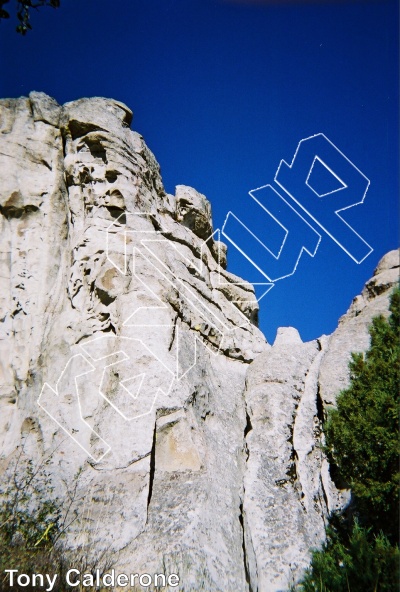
37, 354, 111, 463
38, 134, 374, 458
306, 155, 348, 197
38, 336, 176, 461
275, 132, 373, 264
221, 184, 322, 284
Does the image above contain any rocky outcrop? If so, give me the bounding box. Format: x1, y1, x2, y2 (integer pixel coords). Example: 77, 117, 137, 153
0, 92, 398, 591
241, 250, 398, 590
318, 249, 399, 408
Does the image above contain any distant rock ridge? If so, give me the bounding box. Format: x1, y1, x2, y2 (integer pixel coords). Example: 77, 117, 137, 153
0, 92, 398, 591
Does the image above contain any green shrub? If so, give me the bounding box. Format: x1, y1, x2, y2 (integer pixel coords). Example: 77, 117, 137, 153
0, 448, 116, 591
325, 285, 400, 542
301, 520, 399, 592
0, 450, 67, 591
300, 285, 400, 592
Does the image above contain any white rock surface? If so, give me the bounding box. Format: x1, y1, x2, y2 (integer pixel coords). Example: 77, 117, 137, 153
0, 92, 266, 591
318, 249, 399, 407
0, 92, 398, 591
242, 250, 399, 591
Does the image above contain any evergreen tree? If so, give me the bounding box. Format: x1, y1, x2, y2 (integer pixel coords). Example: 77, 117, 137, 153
300, 285, 400, 591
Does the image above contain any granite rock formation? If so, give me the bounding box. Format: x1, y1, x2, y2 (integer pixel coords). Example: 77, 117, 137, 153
0, 92, 398, 591
241, 248, 399, 590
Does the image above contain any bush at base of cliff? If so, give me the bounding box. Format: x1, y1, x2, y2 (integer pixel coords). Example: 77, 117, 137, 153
300, 519, 399, 592
0, 453, 65, 590
325, 286, 399, 542
300, 285, 400, 591
0, 452, 116, 592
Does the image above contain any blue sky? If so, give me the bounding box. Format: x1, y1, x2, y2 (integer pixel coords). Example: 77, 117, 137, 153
1, 0, 398, 342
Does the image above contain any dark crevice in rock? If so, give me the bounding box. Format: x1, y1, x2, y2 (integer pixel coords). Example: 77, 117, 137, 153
187, 264, 202, 279
99, 312, 110, 322
250, 308, 259, 327
275, 479, 288, 487
60, 125, 68, 156
168, 313, 179, 352
286, 455, 298, 484
156, 407, 181, 420
147, 423, 157, 513
316, 382, 325, 425
319, 475, 329, 511
244, 411, 252, 439
78, 167, 93, 185
327, 456, 350, 491
75, 334, 94, 345
89, 451, 151, 472
68, 120, 107, 141
167, 299, 224, 356
84, 136, 108, 163
0, 204, 39, 219
285, 422, 299, 485
286, 421, 294, 447
150, 215, 162, 231
244, 410, 252, 461
27, 96, 35, 119
105, 206, 126, 223
225, 350, 250, 363
365, 280, 395, 298
11, 306, 25, 319
15, 152, 52, 170
105, 170, 119, 183
39, 158, 52, 171
239, 502, 253, 592
95, 287, 117, 307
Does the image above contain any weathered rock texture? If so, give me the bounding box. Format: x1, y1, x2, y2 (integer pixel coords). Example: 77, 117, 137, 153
241, 247, 399, 590
0, 92, 398, 591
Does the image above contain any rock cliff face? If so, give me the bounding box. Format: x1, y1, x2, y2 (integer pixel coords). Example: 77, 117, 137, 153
0, 92, 398, 591
242, 248, 399, 590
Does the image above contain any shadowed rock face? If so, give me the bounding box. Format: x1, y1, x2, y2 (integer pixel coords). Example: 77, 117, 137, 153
0, 92, 398, 591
